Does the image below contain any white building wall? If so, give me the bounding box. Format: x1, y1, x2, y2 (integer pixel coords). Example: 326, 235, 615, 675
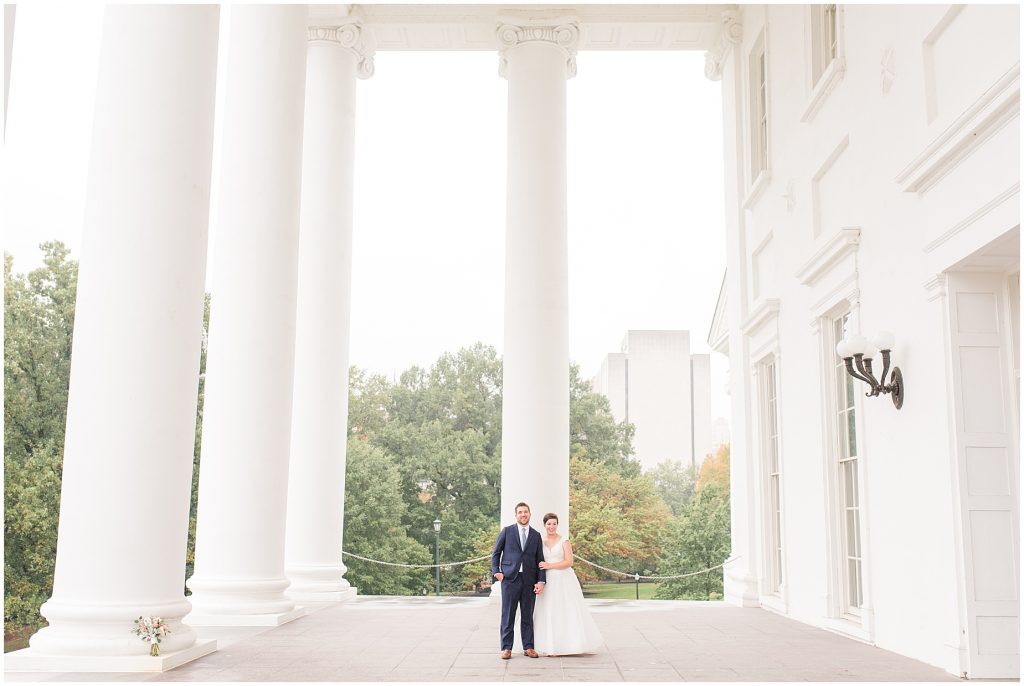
622, 330, 693, 471
691, 354, 713, 463
591, 352, 627, 423
719, 4, 1019, 678
593, 331, 715, 470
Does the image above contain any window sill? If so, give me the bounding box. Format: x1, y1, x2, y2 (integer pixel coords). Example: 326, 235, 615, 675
759, 592, 788, 616
743, 169, 772, 210
801, 57, 846, 124
820, 616, 873, 644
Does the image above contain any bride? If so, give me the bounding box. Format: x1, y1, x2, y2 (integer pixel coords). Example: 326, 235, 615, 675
533, 513, 604, 655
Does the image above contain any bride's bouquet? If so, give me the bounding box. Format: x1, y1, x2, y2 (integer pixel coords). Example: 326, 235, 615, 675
132, 616, 171, 656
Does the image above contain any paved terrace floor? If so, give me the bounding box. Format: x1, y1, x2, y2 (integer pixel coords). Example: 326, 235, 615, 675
7, 596, 959, 682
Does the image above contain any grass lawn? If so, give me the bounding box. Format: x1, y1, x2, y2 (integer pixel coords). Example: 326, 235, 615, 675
582, 582, 662, 600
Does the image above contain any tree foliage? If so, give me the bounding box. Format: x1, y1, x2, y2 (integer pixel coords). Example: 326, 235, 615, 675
342, 438, 433, 595
697, 443, 730, 492
655, 445, 732, 600
4, 244, 78, 634
5, 243, 730, 618
569, 456, 670, 582
648, 459, 698, 517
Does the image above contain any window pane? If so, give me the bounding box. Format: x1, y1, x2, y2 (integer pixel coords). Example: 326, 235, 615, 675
847, 558, 861, 608
846, 410, 857, 456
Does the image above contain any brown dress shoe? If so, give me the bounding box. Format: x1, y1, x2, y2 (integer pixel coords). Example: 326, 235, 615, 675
500, 649, 512, 660
524, 648, 539, 658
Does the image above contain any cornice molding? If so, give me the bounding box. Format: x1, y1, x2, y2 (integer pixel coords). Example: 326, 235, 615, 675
351, 4, 725, 52
308, 21, 376, 78
796, 227, 861, 287
895, 63, 1020, 193
497, 20, 580, 79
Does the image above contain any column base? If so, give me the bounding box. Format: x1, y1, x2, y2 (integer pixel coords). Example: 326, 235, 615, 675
5, 638, 216, 673
185, 606, 306, 627
285, 563, 355, 601
723, 562, 760, 608
288, 586, 357, 603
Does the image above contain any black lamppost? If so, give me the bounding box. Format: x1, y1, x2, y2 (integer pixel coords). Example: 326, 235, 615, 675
433, 518, 442, 595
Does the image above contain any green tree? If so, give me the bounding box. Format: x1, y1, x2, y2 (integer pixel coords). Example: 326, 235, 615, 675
655, 481, 731, 600
570, 365, 638, 478
343, 438, 433, 595
648, 459, 698, 516
4, 244, 78, 635
569, 455, 670, 583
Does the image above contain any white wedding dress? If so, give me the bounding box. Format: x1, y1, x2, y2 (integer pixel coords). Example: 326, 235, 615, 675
533, 537, 604, 655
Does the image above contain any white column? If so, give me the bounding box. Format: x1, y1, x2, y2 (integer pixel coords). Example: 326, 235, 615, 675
498, 20, 578, 530
284, 20, 373, 602
186, 5, 308, 625
20, 5, 218, 665
708, 11, 761, 608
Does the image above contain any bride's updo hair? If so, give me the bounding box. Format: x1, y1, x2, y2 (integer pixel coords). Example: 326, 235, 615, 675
542, 513, 558, 525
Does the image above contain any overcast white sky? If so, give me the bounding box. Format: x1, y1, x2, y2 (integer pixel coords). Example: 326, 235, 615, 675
3, 4, 730, 421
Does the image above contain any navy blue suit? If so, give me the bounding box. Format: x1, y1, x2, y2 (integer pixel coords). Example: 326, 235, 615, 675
492, 523, 546, 651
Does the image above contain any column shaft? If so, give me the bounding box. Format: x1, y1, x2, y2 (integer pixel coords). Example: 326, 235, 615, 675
29, 5, 219, 656
284, 25, 367, 601
187, 5, 308, 623
500, 32, 574, 528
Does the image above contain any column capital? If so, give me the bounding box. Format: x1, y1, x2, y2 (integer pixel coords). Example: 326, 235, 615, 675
308, 21, 375, 79
496, 19, 580, 79
703, 8, 743, 81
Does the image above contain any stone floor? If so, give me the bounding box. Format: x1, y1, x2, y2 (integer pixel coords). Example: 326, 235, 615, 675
6, 596, 960, 682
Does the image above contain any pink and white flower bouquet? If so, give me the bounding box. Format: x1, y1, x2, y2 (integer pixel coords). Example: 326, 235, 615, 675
132, 616, 171, 656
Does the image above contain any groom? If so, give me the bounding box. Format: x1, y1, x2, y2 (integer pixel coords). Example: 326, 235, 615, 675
491, 502, 546, 659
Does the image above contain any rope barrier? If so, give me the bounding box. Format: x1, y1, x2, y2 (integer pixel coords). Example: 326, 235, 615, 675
574, 555, 739, 581
342, 549, 739, 580
342, 550, 490, 569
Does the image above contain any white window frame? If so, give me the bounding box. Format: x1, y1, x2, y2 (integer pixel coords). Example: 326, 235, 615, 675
744, 30, 771, 207
830, 311, 864, 620
801, 4, 847, 123
759, 356, 784, 597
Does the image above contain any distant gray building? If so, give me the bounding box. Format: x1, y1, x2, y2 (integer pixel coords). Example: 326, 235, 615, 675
592, 330, 713, 470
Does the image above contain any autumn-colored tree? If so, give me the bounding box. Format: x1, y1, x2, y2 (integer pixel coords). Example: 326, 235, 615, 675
697, 442, 730, 492
569, 455, 670, 583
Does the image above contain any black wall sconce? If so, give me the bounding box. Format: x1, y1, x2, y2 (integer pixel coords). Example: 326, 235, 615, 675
835, 331, 904, 409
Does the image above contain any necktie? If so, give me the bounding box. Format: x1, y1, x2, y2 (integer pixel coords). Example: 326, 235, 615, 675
520, 527, 527, 550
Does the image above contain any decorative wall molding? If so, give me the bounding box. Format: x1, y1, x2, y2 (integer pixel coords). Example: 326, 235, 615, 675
497, 20, 580, 79
922, 184, 1020, 254
796, 227, 861, 287
881, 47, 896, 94
743, 170, 772, 210
741, 298, 780, 337
811, 135, 850, 238
896, 63, 1020, 193
809, 272, 859, 319
308, 22, 376, 78
703, 7, 743, 81
781, 178, 796, 213
924, 274, 948, 302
